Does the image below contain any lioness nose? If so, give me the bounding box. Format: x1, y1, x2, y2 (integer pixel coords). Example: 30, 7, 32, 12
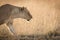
27, 15, 32, 21
27, 19, 30, 21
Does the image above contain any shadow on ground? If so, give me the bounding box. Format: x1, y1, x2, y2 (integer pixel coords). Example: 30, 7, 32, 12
0, 35, 60, 40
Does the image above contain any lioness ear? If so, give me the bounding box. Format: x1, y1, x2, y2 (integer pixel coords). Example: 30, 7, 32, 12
21, 7, 24, 11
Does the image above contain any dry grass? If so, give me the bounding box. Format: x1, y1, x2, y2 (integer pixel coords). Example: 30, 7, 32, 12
0, 0, 60, 36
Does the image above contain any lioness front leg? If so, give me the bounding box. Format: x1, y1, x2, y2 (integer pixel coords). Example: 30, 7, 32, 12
6, 20, 19, 40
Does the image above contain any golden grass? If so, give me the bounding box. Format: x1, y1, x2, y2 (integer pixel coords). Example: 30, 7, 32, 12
0, 0, 60, 36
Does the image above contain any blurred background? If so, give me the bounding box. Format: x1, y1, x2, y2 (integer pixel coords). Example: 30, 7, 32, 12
0, 0, 60, 36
